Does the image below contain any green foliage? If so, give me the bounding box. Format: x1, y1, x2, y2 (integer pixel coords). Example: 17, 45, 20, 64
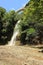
0, 7, 6, 44
0, 7, 18, 45
0, 0, 43, 45
20, 0, 43, 45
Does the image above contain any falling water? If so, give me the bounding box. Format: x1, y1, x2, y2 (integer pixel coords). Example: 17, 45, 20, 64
8, 20, 20, 46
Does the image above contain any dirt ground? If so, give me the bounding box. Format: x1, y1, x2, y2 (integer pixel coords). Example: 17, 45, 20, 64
0, 45, 43, 65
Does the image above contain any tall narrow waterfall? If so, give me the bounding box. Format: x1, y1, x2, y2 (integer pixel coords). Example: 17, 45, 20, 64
8, 20, 20, 46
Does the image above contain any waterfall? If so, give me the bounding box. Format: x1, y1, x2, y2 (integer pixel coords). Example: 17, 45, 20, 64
8, 20, 20, 46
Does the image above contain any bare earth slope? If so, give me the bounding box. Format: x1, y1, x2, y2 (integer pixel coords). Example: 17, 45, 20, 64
0, 46, 43, 65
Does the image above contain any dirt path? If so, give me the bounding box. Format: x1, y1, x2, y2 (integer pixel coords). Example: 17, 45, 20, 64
0, 46, 43, 65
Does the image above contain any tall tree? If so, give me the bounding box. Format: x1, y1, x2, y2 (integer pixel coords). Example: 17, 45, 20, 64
20, 0, 43, 45
0, 7, 6, 44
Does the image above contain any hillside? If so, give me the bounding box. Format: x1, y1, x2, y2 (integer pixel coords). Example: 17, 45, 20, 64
0, 46, 43, 65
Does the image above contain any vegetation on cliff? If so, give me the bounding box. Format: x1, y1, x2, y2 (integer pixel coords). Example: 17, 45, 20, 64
20, 0, 43, 45
0, 0, 43, 45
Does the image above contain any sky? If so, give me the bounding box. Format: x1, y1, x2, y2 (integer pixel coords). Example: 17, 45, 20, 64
0, 0, 29, 11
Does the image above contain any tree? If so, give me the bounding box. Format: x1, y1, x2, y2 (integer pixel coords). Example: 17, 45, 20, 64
20, 0, 43, 45
0, 7, 6, 44
0, 7, 18, 45
2, 10, 18, 44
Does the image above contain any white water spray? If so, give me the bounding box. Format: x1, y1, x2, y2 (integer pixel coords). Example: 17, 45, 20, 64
8, 20, 20, 46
